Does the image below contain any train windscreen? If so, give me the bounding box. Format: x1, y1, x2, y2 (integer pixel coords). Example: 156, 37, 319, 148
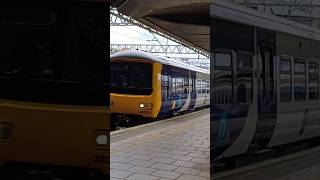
110, 62, 153, 95
0, 3, 108, 105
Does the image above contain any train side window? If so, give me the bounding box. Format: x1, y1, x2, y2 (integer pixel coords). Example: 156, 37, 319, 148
215, 53, 232, 67
309, 63, 319, 100
294, 60, 306, 101
184, 77, 189, 94
214, 53, 233, 105
279, 59, 292, 102
171, 77, 176, 94
177, 77, 183, 94
237, 52, 253, 103
197, 79, 202, 94
162, 74, 169, 99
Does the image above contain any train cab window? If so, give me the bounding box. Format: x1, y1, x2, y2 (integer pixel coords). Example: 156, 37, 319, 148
309, 63, 319, 100
0, 9, 56, 79
279, 59, 292, 102
214, 53, 233, 105
294, 61, 306, 101
111, 62, 153, 95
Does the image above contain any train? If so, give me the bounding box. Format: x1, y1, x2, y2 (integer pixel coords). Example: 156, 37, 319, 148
212, 0, 320, 167
110, 50, 210, 127
0, 1, 108, 179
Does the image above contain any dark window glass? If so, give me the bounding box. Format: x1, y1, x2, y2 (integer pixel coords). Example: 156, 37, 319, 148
0, 4, 108, 105
294, 61, 306, 101
215, 53, 232, 67
237, 53, 252, 103
309, 63, 319, 100
214, 70, 232, 104
184, 77, 189, 94
280, 60, 291, 72
110, 62, 152, 95
177, 77, 183, 94
295, 62, 306, 73
237, 53, 252, 70
280, 59, 292, 102
162, 74, 169, 99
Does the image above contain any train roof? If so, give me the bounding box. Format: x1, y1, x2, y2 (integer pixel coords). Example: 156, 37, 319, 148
212, 0, 320, 41
111, 50, 210, 75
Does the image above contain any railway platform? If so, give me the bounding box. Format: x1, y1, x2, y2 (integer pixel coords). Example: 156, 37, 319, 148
110, 109, 210, 180
213, 145, 320, 180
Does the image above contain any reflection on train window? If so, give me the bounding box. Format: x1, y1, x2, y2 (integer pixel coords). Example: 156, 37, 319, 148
215, 53, 232, 67
280, 59, 292, 102
184, 77, 189, 94
214, 70, 233, 104
295, 62, 306, 73
172, 77, 176, 93
0, 9, 55, 79
162, 74, 169, 99
237, 53, 253, 103
177, 77, 183, 94
280, 60, 291, 72
62, 6, 106, 82
237, 53, 252, 70
294, 61, 306, 101
309, 63, 319, 100
110, 62, 152, 95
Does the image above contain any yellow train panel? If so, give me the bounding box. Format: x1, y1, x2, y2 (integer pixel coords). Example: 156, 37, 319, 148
0, 100, 109, 175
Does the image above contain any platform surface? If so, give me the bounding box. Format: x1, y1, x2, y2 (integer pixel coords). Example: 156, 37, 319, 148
214, 145, 320, 180
110, 109, 210, 180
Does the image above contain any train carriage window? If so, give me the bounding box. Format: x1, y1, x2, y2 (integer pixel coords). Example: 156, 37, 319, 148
280, 59, 292, 102
215, 53, 232, 67
177, 77, 183, 94
237, 53, 253, 103
309, 63, 319, 100
214, 53, 233, 105
294, 60, 306, 101
197, 79, 202, 94
172, 77, 176, 94
162, 74, 169, 99
183, 77, 189, 94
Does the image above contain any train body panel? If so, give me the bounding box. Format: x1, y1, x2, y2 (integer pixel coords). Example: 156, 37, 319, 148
212, 0, 320, 162
0, 100, 109, 175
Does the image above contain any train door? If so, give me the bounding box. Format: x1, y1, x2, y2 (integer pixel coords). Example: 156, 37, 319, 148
249, 29, 277, 150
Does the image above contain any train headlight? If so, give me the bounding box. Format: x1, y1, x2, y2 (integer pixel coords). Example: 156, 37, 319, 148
96, 135, 108, 145
139, 102, 152, 110
0, 123, 13, 142
94, 130, 108, 148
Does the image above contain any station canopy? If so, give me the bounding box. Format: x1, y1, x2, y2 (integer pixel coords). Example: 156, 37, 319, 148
111, 0, 210, 54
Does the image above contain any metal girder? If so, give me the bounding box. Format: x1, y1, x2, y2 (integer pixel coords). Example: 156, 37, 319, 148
110, 44, 202, 54
230, 0, 320, 29
110, 8, 209, 58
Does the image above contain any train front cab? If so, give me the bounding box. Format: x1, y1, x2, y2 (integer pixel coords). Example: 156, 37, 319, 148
110, 57, 162, 125
0, 1, 109, 178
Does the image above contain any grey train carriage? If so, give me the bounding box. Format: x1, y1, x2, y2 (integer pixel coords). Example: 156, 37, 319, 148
211, 0, 320, 164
